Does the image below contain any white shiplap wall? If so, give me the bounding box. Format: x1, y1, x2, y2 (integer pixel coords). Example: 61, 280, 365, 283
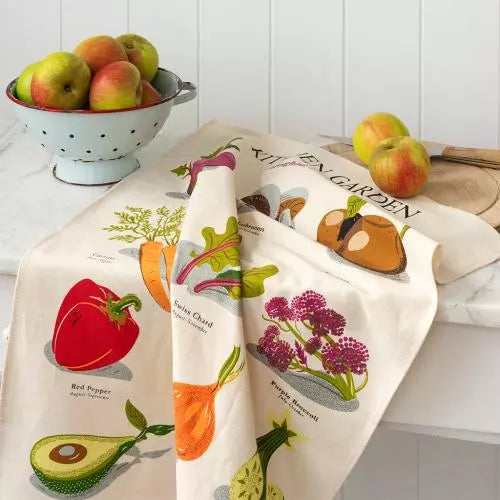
1, 0, 499, 147
0, 1, 499, 499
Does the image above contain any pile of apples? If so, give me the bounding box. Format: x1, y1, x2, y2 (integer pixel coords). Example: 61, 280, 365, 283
15, 34, 162, 111
353, 112, 430, 198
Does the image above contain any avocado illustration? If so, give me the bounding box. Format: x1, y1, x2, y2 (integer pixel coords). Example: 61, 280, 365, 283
30, 434, 135, 495
30, 400, 174, 495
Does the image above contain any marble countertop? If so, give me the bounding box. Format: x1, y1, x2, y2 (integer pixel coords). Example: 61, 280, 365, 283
0, 118, 499, 330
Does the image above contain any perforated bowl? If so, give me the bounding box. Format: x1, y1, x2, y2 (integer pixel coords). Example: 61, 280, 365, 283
6, 68, 196, 185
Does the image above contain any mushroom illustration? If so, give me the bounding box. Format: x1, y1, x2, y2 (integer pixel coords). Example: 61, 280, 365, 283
239, 184, 308, 229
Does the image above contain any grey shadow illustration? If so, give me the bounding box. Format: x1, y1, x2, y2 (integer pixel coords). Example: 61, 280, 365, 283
30, 446, 171, 499
214, 485, 230, 500
166, 191, 190, 200
327, 249, 410, 283
44, 342, 133, 382
247, 343, 359, 412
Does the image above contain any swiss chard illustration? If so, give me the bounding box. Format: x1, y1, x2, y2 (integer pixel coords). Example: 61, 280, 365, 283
194, 266, 279, 299
30, 400, 174, 496
317, 195, 408, 275
174, 216, 278, 312
176, 216, 241, 284
171, 137, 241, 196
52, 279, 141, 371
174, 346, 244, 461
248, 290, 369, 408
239, 266, 279, 298
103, 205, 186, 312
214, 413, 298, 500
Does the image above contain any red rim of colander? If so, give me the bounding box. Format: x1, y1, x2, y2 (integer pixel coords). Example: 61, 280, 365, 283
5, 67, 182, 114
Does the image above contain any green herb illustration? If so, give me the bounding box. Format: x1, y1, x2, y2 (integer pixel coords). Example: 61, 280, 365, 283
103, 206, 186, 312
104, 206, 185, 245
30, 400, 174, 496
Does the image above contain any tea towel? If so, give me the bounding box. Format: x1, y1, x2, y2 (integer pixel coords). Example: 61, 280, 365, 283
1, 121, 441, 499
168, 122, 498, 284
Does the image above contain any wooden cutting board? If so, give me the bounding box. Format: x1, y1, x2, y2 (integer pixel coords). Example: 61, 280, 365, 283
323, 143, 500, 229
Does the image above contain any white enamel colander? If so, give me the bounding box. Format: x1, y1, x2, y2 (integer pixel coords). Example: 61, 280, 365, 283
6, 68, 196, 185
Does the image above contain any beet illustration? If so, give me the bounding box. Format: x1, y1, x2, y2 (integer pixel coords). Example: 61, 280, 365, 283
171, 137, 241, 196
187, 151, 236, 195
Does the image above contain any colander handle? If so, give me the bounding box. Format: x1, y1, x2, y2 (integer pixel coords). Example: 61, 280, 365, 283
174, 82, 197, 106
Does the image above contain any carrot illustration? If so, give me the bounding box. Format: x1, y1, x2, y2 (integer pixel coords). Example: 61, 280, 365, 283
162, 244, 178, 288
173, 346, 244, 461
103, 206, 186, 312
139, 241, 171, 311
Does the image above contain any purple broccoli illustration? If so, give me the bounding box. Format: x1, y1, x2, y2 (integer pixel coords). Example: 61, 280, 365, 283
257, 290, 369, 401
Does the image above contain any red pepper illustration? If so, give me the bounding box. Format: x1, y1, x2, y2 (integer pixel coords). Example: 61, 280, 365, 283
52, 279, 142, 371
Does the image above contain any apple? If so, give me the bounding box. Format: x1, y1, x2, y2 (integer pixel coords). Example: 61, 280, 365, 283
16, 61, 40, 104
140, 80, 162, 105
89, 60, 142, 111
74, 35, 127, 74
116, 33, 159, 82
353, 112, 409, 165
31, 52, 91, 109
369, 136, 430, 198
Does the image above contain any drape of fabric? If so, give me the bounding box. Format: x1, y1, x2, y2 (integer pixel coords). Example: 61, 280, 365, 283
0, 121, 455, 499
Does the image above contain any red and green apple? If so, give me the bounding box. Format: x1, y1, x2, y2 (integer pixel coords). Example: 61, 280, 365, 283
30, 52, 91, 109
369, 136, 430, 198
353, 112, 410, 165
74, 35, 127, 74
140, 80, 162, 106
116, 33, 159, 82
16, 61, 40, 104
89, 60, 142, 110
